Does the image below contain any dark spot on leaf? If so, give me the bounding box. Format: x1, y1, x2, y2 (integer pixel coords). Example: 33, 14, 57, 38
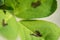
2, 19, 8, 27
30, 30, 42, 37
0, 4, 13, 10
31, 0, 41, 8
17, 2, 20, 4
3, 10, 6, 14
0, 4, 13, 14
15, 0, 20, 4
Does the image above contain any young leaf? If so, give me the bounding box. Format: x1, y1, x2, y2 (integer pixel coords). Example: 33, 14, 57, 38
0, 10, 5, 29
18, 20, 60, 40
18, 22, 45, 40
4, 0, 57, 19
0, 11, 18, 40
13, 0, 57, 19
0, 18, 18, 40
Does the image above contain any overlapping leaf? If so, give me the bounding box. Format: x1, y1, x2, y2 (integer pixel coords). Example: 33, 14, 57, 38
5, 0, 57, 19
18, 20, 60, 40
0, 10, 5, 29
0, 11, 18, 40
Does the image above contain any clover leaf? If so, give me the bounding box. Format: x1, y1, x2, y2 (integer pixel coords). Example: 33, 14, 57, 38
0, 11, 18, 40
7, 0, 57, 19
18, 20, 60, 40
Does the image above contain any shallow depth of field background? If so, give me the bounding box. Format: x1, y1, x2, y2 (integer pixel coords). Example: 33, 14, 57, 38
0, 0, 60, 40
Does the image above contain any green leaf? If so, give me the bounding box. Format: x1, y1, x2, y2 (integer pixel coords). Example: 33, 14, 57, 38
18, 22, 45, 40
0, 10, 5, 29
18, 20, 60, 40
5, 0, 57, 19
0, 11, 18, 40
